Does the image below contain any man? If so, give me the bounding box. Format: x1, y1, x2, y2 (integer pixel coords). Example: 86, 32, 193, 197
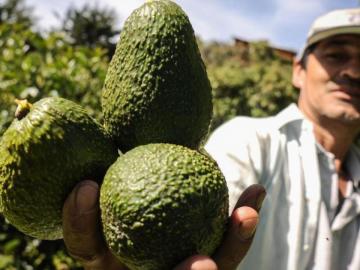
205, 7, 360, 270
62, 7, 360, 270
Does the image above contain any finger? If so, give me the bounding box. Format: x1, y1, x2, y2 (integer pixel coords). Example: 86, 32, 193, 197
213, 206, 259, 270
234, 184, 266, 211
63, 180, 105, 261
174, 255, 218, 270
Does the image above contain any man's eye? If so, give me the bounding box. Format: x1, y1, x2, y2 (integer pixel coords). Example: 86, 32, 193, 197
324, 53, 346, 61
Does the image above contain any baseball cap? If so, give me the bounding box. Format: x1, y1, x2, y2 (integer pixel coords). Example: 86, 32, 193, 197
297, 8, 360, 60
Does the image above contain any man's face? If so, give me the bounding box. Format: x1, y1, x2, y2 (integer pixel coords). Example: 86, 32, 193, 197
293, 34, 360, 128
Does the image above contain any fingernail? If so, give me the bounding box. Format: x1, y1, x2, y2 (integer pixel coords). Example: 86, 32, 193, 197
190, 258, 217, 270
238, 217, 259, 241
256, 192, 266, 211
74, 181, 99, 213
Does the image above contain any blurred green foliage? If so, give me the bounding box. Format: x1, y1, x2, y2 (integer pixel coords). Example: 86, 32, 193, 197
200, 40, 298, 131
58, 3, 120, 57
0, 216, 82, 269
0, 22, 109, 136
0, 1, 298, 269
0, 0, 34, 26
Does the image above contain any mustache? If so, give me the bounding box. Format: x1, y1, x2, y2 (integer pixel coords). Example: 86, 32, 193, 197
332, 76, 360, 89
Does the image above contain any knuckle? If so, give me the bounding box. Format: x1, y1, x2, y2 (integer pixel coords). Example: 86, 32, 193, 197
67, 248, 100, 263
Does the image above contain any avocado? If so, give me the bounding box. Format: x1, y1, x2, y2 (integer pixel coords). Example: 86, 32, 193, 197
102, 0, 212, 151
100, 143, 228, 270
0, 97, 118, 240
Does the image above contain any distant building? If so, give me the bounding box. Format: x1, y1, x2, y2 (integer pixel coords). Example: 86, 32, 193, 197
234, 37, 296, 62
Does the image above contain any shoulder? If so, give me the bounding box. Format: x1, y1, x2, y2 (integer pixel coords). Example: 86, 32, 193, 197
206, 115, 277, 151
205, 104, 304, 165
207, 104, 302, 145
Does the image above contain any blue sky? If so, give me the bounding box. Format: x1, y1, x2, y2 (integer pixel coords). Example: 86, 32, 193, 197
25, 0, 359, 52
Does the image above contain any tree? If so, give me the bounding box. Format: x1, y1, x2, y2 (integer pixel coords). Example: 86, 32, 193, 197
0, 22, 110, 137
0, 0, 34, 26
198, 39, 298, 131
59, 3, 120, 57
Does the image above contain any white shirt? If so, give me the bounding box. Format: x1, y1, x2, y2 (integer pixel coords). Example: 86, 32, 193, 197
205, 104, 360, 270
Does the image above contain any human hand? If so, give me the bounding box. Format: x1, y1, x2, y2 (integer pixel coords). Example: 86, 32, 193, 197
63, 181, 265, 270
62, 180, 126, 270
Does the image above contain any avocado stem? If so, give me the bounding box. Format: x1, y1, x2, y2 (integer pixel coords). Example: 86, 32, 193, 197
14, 99, 32, 120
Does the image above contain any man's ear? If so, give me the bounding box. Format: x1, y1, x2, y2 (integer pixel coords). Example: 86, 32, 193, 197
292, 59, 305, 89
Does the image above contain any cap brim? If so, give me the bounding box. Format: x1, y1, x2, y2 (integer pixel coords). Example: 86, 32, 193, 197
297, 26, 360, 61
307, 26, 360, 47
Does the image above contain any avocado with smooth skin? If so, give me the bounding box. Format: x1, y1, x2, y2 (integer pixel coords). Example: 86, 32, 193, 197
102, 0, 212, 151
100, 143, 228, 270
0, 97, 118, 240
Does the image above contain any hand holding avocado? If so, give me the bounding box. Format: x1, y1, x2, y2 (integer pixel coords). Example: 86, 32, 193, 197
63, 180, 265, 270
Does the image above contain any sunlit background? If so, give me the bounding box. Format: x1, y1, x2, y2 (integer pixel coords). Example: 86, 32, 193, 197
26, 0, 359, 51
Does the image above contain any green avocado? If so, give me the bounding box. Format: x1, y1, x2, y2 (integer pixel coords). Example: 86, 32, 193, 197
102, 0, 213, 151
0, 97, 118, 240
100, 143, 228, 270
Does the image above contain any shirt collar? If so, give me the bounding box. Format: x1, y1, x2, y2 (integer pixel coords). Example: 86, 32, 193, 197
345, 146, 360, 189
274, 103, 306, 129
275, 103, 360, 188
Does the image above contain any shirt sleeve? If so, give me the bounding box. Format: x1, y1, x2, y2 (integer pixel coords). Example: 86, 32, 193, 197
205, 117, 268, 212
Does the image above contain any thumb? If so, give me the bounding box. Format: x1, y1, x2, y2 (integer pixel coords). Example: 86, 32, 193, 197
62, 180, 105, 262
63, 180, 128, 270
212, 206, 259, 270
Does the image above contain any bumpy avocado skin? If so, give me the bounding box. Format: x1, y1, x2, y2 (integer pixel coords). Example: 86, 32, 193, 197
102, 0, 213, 151
100, 143, 228, 270
0, 97, 118, 240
